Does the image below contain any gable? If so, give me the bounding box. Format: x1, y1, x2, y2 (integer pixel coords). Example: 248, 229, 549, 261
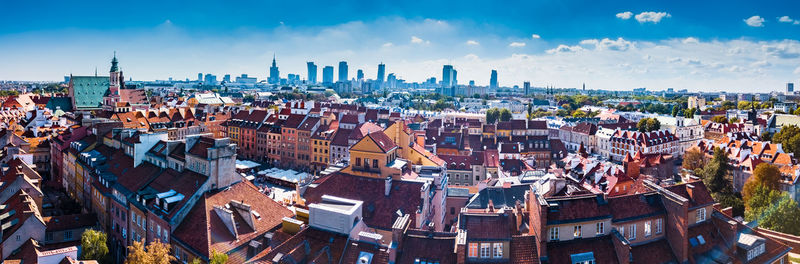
350, 135, 384, 153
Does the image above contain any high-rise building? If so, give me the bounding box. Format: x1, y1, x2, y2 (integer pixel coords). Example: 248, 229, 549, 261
322, 66, 334, 85
357, 69, 364, 81
204, 74, 217, 85
268, 54, 280, 84
377, 63, 385, 83
387, 73, 397, 89
198, 73, 203, 82
788, 83, 795, 94
442, 65, 454, 87
490, 70, 498, 89
338, 61, 348, 82
452, 69, 458, 86
524, 81, 530, 95
307, 62, 317, 84
223, 74, 231, 83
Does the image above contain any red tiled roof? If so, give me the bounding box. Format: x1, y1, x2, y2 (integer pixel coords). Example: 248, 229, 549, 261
460, 213, 514, 240
246, 227, 349, 264
397, 230, 458, 264
545, 194, 612, 224
630, 238, 677, 263
511, 234, 540, 264
664, 181, 715, 209
607, 192, 664, 223
303, 172, 424, 230
546, 236, 619, 264
330, 128, 353, 146
367, 131, 398, 153
174, 181, 293, 259
43, 213, 98, 232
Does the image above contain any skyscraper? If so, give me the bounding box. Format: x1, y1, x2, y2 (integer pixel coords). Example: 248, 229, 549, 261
377, 63, 386, 83
322, 66, 334, 85
198, 73, 203, 82
357, 69, 364, 81
268, 54, 280, 84
788, 83, 794, 94
442, 65, 454, 87
307, 62, 318, 84
524, 81, 530, 95
223, 74, 231, 83
338, 61, 348, 82
490, 70, 498, 89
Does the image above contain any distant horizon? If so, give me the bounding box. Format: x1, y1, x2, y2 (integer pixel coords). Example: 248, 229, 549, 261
2, 0, 799, 92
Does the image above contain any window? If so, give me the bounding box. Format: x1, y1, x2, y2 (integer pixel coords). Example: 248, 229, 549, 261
373, 159, 378, 168
619, 226, 624, 236
480, 243, 491, 258
356, 158, 361, 166
364, 159, 370, 168
550, 227, 559, 241
574, 225, 582, 238
468, 243, 478, 257
629, 224, 636, 240
46, 232, 53, 241
493, 243, 503, 258
656, 219, 662, 234
644, 221, 652, 237
696, 208, 706, 223
64, 230, 73, 240
596, 222, 604, 235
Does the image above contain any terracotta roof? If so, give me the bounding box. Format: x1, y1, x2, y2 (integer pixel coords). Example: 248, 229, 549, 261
297, 117, 320, 132
43, 213, 98, 232
511, 234, 540, 264
459, 213, 514, 240
664, 181, 715, 209
607, 193, 664, 223
303, 172, 424, 230
330, 128, 353, 147
366, 131, 397, 153
174, 181, 293, 260
246, 227, 349, 264
396, 230, 459, 263
630, 238, 677, 263
545, 194, 612, 225
283, 114, 306, 129
546, 235, 620, 264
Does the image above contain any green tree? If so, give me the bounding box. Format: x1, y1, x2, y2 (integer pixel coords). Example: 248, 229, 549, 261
637, 118, 649, 132
81, 229, 109, 263
772, 125, 800, 154
729, 117, 739, 123
682, 148, 707, 172
572, 109, 588, 118
671, 105, 680, 117
744, 184, 800, 235
737, 101, 752, 110
486, 108, 500, 124
743, 163, 781, 203
702, 147, 731, 194
527, 103, 533, 120
793, 107, 800, 116
210, 250, 229, 264
646, 118, 660, 131
124, 240, 174, 264
499, 108, 512, 122
711, 115, 728, 124
721, 101, 736, 110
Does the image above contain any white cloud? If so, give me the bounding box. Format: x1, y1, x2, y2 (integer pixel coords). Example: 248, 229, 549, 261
382, 42, 393, 47
778, 16, 800, 25
546, 44, 584, 54
616, 11, 633, 20
466, 40, 480, 45
634, 11, 671, 23
794, 66, 800, 75
531, 34, 541, 39
750, 60, 771, 67
761, 41, 800, 58
509, 42, 526, 47
580, 37, 634, 51
682, 37, 699, 44
745, 16, 765, 27
410, 36, 425, 44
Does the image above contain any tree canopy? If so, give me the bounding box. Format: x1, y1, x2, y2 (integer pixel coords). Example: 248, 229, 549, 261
772, 124, 800, 154
743, 163, 781, 203
124, 241, 174, 264
636, 118, 661, 132
81, 229, 109, 263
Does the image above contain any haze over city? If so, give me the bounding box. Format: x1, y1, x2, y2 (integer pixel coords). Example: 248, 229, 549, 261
2, 0, 800, 92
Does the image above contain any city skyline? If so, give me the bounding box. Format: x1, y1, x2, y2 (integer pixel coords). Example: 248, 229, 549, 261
1, 0, 800, 92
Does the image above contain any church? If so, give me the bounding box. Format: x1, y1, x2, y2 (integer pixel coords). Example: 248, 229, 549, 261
68, 53, 148, 112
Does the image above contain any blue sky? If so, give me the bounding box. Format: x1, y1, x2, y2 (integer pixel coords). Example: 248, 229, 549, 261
1, 0, 799, 92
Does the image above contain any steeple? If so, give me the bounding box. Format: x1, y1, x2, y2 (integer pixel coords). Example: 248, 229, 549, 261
271, 53, 277, 67
110, 51, 119, 72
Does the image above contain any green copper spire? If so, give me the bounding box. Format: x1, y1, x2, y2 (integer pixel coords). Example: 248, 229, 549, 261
110, 51, 119, 72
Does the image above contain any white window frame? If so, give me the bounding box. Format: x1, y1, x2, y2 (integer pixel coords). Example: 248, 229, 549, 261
493, 243, 503, 258
696, 208, 706, 223
629, 224, 636, 240
596, 222, 604, 235
574, 225, 582, 238
480, 243, 491, 258
644, 221, 652, 237
550, 227, 559, 241
656, 218, 662, 234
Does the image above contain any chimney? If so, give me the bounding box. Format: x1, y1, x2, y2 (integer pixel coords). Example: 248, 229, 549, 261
455, 230, 467, 264
385, 176, 392, 197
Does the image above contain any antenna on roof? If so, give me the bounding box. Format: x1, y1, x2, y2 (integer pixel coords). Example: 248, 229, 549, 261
94, 67, 98, 77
